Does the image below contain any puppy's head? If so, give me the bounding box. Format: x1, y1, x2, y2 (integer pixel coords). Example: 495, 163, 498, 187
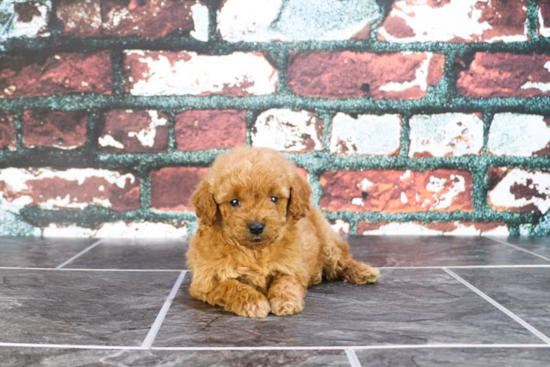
191, 147, 311, 248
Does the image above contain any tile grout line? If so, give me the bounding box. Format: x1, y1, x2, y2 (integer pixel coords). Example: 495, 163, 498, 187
1, 342, 549, 351
442, 268, 550, 345
153, 344, 550, 351
0, 267, 184, 272
3, 264, 550, 272
345, 348, 362, 367
0, 343, 145, 350
141, 270, 187, 349
485, 236, 550, 263
54, 239, 105, 269
378, 265, 550, 270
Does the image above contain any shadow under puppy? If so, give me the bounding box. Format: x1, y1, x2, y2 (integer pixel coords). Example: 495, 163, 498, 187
187, 147, 379, 318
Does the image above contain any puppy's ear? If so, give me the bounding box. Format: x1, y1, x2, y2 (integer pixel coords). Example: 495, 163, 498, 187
288, 173, 311, 220
191, 180, 218, 226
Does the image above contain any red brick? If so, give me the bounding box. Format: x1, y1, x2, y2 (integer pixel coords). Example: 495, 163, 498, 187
378, 0, 528, 43
296, 168, 309, 181
56, 0, 202, 39
487, 168, 550, 214
175, 110, 246, 151
22, 110, 87, 149
150, 167, 208, 211
287, 51, 444, 99
124, 51, 277, 96
0, 112, 15, 150
55, 0, 101, 37
457, 53, 550, 98
0, 168, 140, 211
320, 170, 473, 213
0, 52, 112, 98
99, 110, 169, 153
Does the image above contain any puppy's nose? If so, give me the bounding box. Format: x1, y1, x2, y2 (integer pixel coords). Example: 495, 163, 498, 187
248, 221, 265, 235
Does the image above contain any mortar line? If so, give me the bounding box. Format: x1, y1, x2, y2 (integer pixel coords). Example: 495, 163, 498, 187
109, 49, 125, 96
349, 218, 359, 236
85, 110, 101, 151
245, 110, 255, 146
398, 113, 411, 158
55, 239, 104, 269
345, 348, 362, 367
485, 237, 550, 262
139, 170, 152, 210
13, 111, 24, 150
206, 0, 218, 43
167, 110, 177, 153
319, 109, 333, 154
442, 268, 550, 345
141, 270, 187, 349
527, 0, 539, 39
481, 110, 493, 156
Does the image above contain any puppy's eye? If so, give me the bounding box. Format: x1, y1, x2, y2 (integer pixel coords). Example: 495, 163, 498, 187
270, 196, 278, 204
230, 199, 240, 207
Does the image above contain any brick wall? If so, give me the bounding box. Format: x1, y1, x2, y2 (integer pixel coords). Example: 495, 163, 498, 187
1, 0, 550, 237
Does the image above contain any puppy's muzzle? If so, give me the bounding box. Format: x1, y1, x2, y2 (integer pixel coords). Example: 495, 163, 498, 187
247, 221, 265, 235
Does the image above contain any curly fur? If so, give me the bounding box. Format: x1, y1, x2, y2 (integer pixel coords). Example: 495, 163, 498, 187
186, 147, 379, 318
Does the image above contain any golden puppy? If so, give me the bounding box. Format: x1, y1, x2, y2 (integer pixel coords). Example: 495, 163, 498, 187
187, 147, 379, 318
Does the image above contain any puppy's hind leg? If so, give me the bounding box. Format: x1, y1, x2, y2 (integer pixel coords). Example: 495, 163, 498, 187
323, 235, 380, 285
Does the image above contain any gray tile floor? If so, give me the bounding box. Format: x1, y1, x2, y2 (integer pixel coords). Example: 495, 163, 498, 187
0, 236, 549, 366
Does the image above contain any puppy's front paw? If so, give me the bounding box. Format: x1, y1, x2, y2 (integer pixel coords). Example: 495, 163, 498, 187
229, 293, 271, 318
269, 292, 305, 316
344, 261, 380, 285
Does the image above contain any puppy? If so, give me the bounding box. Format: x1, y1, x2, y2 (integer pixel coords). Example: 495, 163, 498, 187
187, 147, 379, 318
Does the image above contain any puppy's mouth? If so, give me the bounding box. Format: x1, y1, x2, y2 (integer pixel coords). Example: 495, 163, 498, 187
250, 236, 264, 243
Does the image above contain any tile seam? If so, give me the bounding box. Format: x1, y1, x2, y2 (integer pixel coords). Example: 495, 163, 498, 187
485, 237, 550, 262
345, 348, 362, 367
442, 268, 550, 345
54, 239, 104, 269
140, 270, 187, 349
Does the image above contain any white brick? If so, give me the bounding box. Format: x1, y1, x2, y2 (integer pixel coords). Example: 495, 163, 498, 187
360, 222, 509, 236
43, 221, 189, 238
330, 113, 401, 156
251, 109, 323, 152
125, 51, 278, 96
409, 113, 483, 157
488, 113, 550, 156
378, 0, 528, 43
489, 168, 550, 214
1, 1, 50, 40
218, 0, 379, 42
